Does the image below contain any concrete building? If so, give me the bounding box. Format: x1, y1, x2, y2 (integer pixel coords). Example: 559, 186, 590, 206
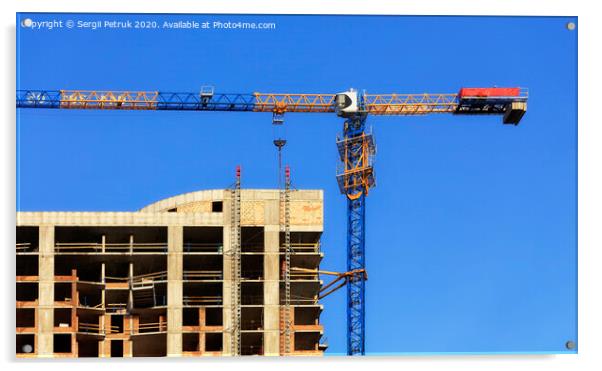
16, 189, 326, 357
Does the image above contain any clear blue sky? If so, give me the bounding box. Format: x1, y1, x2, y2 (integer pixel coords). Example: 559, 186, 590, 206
16, 13, 577, 355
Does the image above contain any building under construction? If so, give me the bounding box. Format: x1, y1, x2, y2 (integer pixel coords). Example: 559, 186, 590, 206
16, 187, 326, 357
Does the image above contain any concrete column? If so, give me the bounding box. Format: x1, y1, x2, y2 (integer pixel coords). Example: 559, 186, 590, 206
167, 226, 183, 356
124, 316, 133, 357
98, 315, 107, 358
128, 262, 133, 312
37, 225, 54, 357
264, 201, 281, 356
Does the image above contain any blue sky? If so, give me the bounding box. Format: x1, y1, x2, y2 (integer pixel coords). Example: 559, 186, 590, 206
16, 13, 577, 354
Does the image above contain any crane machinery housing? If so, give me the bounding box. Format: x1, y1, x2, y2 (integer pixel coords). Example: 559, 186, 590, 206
16, 86, 528, 355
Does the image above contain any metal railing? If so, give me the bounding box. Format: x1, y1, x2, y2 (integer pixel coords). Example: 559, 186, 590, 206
131, 271, 167, 287
78, 322, 168, 335
77, 323, 120, 335
279, 294, 318, 305
16, 242, 38, 252
183, 243, 223, 253
240, 270, 263, 280
183, 296, 223, 305
54, 242, 168, 253
136, 321, 167, 334
183, 270, 223, 281
77, 322, 103, 334
105, 303, 128, 313
279, 242, 321, 253
104, 275, 130, 284
289, 271, 319, 280
241, 318, 264, 331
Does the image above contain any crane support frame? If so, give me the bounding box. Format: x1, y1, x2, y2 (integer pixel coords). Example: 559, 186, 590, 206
336, 111, 372, 356
346, 193, 367, 355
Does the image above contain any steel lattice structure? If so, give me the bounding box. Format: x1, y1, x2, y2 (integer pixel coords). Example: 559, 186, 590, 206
16, 89, 527, 117
16, 86, 528, 356
334, 107, 373, 355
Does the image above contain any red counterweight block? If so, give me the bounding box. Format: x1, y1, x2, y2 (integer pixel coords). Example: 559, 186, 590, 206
459, 87, 520, 98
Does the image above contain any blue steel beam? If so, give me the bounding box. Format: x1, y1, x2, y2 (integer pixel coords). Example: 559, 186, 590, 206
338, 110, 371, 356
156, 92, 256, 111
16, 90, 62, 108
347, 193, 367, 355
16, 90, 256, 112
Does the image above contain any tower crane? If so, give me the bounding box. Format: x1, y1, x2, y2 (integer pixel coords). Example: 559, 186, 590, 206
16, 86, 528, 355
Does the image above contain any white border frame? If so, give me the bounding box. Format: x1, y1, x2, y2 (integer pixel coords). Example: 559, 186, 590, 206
3, 1, 600, 370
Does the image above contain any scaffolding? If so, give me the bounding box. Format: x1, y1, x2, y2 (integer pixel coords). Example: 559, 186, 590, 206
229, 166, 242, 355
279, 166, 293, 355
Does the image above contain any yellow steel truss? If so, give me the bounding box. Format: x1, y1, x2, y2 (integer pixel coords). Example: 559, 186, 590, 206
336, 133, 376, 200
365, 93, 458, 115
253, 93, 336, 113
57, 90, 463, 115
59, 90, 159, 110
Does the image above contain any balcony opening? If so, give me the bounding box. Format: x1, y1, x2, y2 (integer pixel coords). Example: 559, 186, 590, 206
53, 334, 72, 354
78, 288, 102, 309
111, 315, 124, 333
77, 339, 99, 357
279, 231, 321, 253
16, 255, 38, 276
54, 259, 101, 282
205, 307, 223, 326
16, 334, 35, 354
77, 312, 102, 335
183, 254, 222, 280
133, 256, 167, 278
105, 262, 129, 284
242, 227, 264, 253
183, 282, 222, 306
105, 290, 129, 313
212, 201, 223, 212
133, 334, 166, 357
16, 282, 38, 302
110, 340, 123, 357
205, 333, 223, 352
241, 307, 263, 331
241, 282, 263, 305
241, 332, 263, 355
183, 308, 199, 326
137, 312, 166, 333
294, 332, 321, 351
294, 306, 320, 326
16, 308, 35, 328
17, 226, 39, 252
55, 226, 167, 253
184, 227, 223, 253
54, 282, 72, 302
182, 333, 199, 352
54, 308, 72, 328
242, 255, 263, 280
